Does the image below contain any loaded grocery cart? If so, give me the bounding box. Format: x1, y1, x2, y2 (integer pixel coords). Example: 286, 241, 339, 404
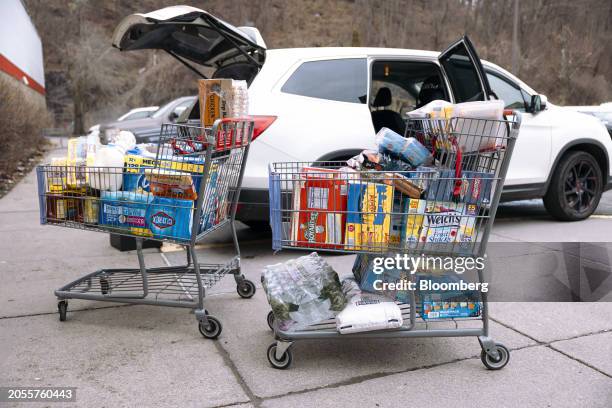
36, 118, 255, 338
265, 103, 521, 369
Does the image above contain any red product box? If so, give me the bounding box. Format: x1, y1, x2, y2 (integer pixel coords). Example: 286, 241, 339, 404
291, 167, 349, 249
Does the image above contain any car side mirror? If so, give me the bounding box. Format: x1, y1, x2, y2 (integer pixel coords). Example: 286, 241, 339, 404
529, 94, 547, 114
168, 111, 179, 122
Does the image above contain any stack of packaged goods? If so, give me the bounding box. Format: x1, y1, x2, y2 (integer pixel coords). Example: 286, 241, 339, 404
43, 78, 250, 241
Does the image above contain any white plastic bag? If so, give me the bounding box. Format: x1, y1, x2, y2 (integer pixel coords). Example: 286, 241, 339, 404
336, 278, 403, 334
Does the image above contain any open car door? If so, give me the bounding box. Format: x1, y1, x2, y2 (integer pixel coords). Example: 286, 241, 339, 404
438, 36, 493, 103
112, 5, 266, 83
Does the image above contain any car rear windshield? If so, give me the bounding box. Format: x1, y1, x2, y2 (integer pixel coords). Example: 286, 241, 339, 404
281, 58, 367, 103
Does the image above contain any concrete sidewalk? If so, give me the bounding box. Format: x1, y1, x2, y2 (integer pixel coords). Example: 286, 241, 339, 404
0, 146, 611, 407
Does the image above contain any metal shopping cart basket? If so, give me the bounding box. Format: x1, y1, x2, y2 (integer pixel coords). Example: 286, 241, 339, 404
36, 118, 255, 339
265, 112, 521, 368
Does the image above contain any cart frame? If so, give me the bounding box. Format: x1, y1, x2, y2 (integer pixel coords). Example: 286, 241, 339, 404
265, 112, 521, 369
37, 118, 256, 338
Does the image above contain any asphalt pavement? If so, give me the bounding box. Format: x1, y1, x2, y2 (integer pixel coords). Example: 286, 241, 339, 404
0, 144, 610, 407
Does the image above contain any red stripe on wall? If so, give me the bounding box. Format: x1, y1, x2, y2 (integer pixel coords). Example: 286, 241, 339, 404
0, 53, 45, 95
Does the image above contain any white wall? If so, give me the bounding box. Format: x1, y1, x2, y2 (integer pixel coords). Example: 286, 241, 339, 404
0, 0, 45, 89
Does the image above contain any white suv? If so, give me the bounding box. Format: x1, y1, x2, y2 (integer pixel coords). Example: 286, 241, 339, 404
113, 6, 612, 224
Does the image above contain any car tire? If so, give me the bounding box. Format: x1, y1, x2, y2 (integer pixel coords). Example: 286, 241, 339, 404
543, 151, 603, 221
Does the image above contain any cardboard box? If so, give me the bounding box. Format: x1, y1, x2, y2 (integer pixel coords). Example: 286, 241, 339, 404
417, 274, 481, 320
198, 79, 234, 127
403, 198, 426, 248
418, 201, 478, 244
290, 167, 348, 249
345, 182, 393, 250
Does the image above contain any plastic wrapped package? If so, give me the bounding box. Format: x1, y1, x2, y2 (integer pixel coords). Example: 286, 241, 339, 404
262, 252, 346, 331
375, 127, 433, 167
336, 278, 403, 334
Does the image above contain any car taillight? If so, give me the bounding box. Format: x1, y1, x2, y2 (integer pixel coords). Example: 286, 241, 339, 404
250, 115, 277, 141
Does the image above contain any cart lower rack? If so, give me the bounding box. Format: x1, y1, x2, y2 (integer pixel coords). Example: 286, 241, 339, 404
37, 118, 256, 338
265, 112, 521, 369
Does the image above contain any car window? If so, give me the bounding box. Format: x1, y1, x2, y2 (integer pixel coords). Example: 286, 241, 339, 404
152, 98, 194, 118
439, 45, 484, 103
120, 111, 153, 121
486, 72, 526, 110
281, 58, 367, 103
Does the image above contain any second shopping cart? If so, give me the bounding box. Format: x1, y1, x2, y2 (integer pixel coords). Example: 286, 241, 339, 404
36, 118, 255, 338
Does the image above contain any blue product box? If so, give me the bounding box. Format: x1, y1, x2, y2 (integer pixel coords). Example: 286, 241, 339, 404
100, 191, 194, 241
147, 196, 193, 241
417, 274, 482, 320
421, 169, 493, 205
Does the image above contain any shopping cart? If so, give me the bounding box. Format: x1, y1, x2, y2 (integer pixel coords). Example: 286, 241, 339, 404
36, 118, 255, 339
266, 112, 521, 368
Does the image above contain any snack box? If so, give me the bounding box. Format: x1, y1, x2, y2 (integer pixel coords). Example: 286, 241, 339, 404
198, 79, 234, 127
418, 201, 478, 245
122, 151, 206, 196
403, 198, 427, 248
423, 169, 493, 205
345, 182, 393, 250
417, 274, 481, 320
144, 169, 197, 200
389, 194, 405, 248
290, 167, 348, 249
100, 191, 193, 241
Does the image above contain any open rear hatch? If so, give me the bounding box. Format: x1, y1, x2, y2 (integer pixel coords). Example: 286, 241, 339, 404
112, 5, 266, 82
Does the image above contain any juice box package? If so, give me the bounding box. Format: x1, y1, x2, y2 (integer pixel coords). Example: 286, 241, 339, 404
418, 201, 478, 245
290, 167, 348, 249
198, 79, 234, 127
100, 192, 194, 241
345, 182, 393, 250
417, 274, 481, 320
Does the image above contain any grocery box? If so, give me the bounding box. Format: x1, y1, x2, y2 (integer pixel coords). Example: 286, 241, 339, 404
403, 198, 426, 248
198, 79, 233, 127
423, 169, 493, 205
417, 274, 481, 320
290, 167, 348, 249
100, 192, 194, 241
345, 182, 393, 250
418, 201, 478, 245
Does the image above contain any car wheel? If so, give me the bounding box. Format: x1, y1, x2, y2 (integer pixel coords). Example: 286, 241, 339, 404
543, 151, 603, 221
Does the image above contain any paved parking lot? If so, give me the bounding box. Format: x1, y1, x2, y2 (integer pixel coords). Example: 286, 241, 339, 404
1, 145, 611, 407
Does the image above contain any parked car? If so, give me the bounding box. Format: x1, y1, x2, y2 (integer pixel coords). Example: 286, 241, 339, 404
113, 6, 612, 223
88, 106, 159, 136
565, 104, 612, 136
99, 96, 195, 144
117, 106, 159, 122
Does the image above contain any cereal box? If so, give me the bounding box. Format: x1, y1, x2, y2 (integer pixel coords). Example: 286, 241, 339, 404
291, 168, 347, 248
345, 182, 393, 250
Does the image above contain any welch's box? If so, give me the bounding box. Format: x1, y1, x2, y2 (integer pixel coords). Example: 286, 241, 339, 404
100, 191, 193, 241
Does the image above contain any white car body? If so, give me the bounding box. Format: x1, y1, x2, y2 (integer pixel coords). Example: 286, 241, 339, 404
113, 6, 612, 222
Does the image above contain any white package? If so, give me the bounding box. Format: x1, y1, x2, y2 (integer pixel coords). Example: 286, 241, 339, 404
407, 99, 507, 152
336, 278, 403, 334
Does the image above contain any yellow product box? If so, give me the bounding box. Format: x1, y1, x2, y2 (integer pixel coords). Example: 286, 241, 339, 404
345, 182, 393, 250
403, 198, 426, 248
198, 79, 234, 127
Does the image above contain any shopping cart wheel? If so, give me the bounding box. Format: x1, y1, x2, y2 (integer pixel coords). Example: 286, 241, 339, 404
481, 343, 510, 370
267, 343, 292, 369
58, 300, 68, 322
237, 279, 256, 299
199, 316, 222, 339
267, 311, 275, 331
